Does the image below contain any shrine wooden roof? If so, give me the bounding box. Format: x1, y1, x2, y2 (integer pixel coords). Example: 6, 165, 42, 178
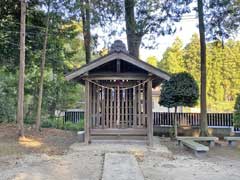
65, 40, 170, 87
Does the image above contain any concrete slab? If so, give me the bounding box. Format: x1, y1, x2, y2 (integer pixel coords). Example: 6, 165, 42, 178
102, 153, 144, 180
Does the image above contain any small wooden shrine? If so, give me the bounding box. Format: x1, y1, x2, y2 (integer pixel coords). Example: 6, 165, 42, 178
66, 40, 170, 146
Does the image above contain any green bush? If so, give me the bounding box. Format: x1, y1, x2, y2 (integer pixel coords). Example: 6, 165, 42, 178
41, 118, 84, 131
41, 119, 54, 128
64, 120, 84, 131
233, 94, 240, 128
41, 117, 64, 129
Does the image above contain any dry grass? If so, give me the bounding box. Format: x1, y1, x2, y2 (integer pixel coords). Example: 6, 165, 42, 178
0, 123, 79, 157
18, 137, 43, 148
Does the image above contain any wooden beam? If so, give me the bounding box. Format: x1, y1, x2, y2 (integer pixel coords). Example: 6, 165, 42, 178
116, 59, 121, 73
91, 128, 147, 136
85, 73, 148, 80
147, 79, 153, 146
84, 80, 90, 144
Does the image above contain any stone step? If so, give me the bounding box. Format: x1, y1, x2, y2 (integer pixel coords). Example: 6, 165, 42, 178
102, 153, 144, 180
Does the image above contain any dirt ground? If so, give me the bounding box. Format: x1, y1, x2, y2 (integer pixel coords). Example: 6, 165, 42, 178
0, 123, 78, 156
1, 124, 240, 180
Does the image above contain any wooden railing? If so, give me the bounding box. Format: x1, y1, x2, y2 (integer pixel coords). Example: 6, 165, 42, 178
153, 112, 233, 127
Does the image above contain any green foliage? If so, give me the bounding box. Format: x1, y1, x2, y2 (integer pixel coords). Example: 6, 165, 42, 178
159, 72, 199, 109
147, 56, 158, 67
0, 0, 86, 123
159, 34, 240, 112
159, 38, 185, 74
41, 118, 84, 131
0, 70, 17, 122
41, 117, 64, 129
64, 121, 84, 131
233, 94, 240, 127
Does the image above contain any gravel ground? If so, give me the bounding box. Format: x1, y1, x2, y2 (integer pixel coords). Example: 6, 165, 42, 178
1, 127, 240, 180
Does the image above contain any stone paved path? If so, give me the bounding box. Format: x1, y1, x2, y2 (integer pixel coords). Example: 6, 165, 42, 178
102, 153, 144, 180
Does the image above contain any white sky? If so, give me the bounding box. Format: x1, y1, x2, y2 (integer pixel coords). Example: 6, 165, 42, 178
139, 18, 199, 61
95, 15, 199, 62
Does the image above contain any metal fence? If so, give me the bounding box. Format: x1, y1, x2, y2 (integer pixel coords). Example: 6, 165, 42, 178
153, 112, 233, 127
64, 110, 84, 123
64, 111, 240, 133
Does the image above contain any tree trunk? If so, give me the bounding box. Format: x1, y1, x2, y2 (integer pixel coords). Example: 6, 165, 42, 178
16, 0, 26, 137
80, 0, 91, 64
35, 2, 50, 131
124, 0, 142, 58
197, 0, 209, 136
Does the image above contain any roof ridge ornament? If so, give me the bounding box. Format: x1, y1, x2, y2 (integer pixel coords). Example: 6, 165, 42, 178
110, 40, 128, 53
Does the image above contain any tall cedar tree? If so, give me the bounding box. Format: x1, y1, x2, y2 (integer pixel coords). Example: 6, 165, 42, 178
17, 0, 26, 137
35, 1, 50, 131
80, 0, 91, 63
124, 0, 192, 58
197, 0, 208, 136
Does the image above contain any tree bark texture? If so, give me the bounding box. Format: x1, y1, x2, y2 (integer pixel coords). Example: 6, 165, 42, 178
35, 3, 50, 131
17, 0, 26, 137
124, 0, 142, 58
197, 0, 209, 136
80, 0, 91, 64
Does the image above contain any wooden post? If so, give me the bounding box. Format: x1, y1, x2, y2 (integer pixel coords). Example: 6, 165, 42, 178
133, 87, 137, 128
121, 89, 124, 128
106, 88, 109, 128
138, 84, 141, 127
102, 87, 105, 128
143, 83, 146, 127
96, 86, 100, 128
92, 84, 96, 128
117, 85, 120, 127
84, 80, 90, 144
110, 88, 113, 128
147, 79, 153, 146
125, 89, 128, 127
89, 82, 92, 130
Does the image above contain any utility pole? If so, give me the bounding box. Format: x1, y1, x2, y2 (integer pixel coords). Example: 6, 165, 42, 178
17, 0, 27, 137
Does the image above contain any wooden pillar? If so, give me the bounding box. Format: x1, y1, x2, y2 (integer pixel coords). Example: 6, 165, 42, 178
117, 85, 120, 127
147, 79, 153, 146
84, 80, 90, 144
133, 87, 137, 128
92, 84, 96, 128
138, 84, 141, 127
